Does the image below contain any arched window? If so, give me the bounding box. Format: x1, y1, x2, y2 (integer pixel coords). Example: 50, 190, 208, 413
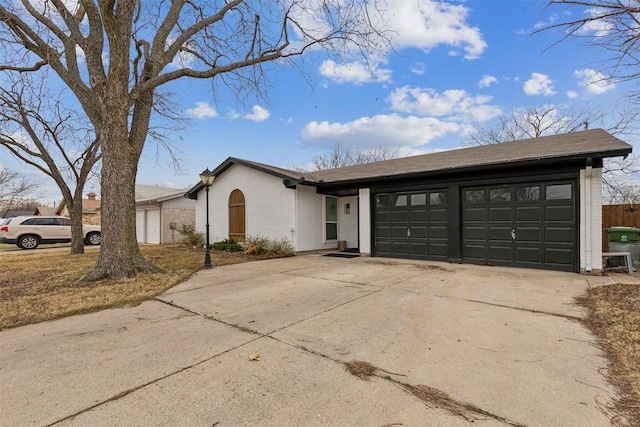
228, 189, 246, 241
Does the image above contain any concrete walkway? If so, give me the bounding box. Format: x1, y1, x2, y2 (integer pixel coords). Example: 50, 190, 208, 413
0, 255, 619, 426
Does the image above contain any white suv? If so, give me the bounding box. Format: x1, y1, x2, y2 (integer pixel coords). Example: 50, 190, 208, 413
0, 216, 101, 249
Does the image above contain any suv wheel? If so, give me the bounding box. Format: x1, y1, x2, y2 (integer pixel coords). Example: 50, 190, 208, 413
18, 235, 40, 250
86, 231, 101, 245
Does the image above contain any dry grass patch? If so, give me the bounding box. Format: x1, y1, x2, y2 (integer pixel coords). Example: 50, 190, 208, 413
0, 245, 266, 330
577, 283, 640, 426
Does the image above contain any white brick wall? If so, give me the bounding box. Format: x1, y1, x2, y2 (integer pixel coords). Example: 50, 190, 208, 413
579, 167, 603, 273
195, 164, 296, 246
358, 188, 371, 255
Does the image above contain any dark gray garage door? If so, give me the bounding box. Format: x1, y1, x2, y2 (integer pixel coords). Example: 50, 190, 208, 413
462, 181, 577, 271
374, 190, 448, 260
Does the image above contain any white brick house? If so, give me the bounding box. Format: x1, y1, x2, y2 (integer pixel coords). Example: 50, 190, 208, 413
187, 129, 632, 274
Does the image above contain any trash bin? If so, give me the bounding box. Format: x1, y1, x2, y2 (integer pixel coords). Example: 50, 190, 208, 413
606, 226, 640, 272
338, 240, 347, 252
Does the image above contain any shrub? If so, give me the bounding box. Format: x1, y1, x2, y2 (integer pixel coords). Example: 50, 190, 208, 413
244, 235, 294, 256
212, 239, 243, 252
177, 223, 204, 247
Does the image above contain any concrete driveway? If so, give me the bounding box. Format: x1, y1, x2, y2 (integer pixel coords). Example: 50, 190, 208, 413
0, 255, 618, 426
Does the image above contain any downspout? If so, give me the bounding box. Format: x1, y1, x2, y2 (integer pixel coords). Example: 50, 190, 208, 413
585, 158, 593, 272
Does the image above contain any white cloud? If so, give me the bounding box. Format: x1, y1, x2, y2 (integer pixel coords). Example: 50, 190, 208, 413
186, 102, 218, 120
478, 75, 497, 88
410, 62, 426, 75
523, 73, 556, 96
388, 86, 501, 122
301, 114, 461, 149
579, 8, 615, 37
385, 0, 487, 60
566, 90, 579, 99
573, 68, 615, 94
319, 60, 392, 85
243, 105, 270, 122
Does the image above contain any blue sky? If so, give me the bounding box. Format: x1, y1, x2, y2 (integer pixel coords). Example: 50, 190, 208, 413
2, 0, 638, 203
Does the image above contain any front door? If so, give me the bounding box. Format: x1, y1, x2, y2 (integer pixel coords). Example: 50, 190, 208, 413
229, 189, 246, 241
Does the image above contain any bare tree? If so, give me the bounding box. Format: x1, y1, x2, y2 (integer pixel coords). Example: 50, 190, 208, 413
467, 103, 639, 202
0, 168, 39, 216
467, 103, 637, 144
0, 74, 101, 254
540, 1, 640, 89
0, 1, 389, 280
296, 144, 399, 171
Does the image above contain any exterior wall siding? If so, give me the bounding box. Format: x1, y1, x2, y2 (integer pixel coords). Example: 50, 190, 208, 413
338, 196, 358, 249
295, 185, 339, 251
579, 167, 603, 273
195, 164, 296, 246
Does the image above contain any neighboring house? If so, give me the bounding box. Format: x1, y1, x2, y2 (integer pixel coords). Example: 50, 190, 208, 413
35, 206, 57, 216
135, 185, 195, 244
187, 129, 633, 274
55, 192, 102, 225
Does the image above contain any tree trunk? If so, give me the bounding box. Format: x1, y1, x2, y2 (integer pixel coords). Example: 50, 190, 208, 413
69, 197, 85, 255
79, 105, 161, 281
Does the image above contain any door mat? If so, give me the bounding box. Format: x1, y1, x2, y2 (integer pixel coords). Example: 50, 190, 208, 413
324, 253, 360, 258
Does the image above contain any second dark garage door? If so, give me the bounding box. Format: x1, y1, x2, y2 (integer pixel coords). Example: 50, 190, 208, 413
462, 181, 577, 272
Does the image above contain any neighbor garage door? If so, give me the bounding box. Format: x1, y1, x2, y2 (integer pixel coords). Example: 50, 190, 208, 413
136, 208, 161, 244
373, 190, 448, 260
462, 181, 577, 272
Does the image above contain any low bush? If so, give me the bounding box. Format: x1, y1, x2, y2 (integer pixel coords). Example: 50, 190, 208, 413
177, 223, 204, 247
212, 239, 243, 252
244, 235, 294, 256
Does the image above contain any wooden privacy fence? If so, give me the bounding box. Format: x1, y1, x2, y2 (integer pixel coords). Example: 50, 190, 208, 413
602, 204, 640, 251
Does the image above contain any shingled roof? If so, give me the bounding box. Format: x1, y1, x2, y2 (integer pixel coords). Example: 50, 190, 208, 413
301, 128, 632, 184
186, 129, 632, 197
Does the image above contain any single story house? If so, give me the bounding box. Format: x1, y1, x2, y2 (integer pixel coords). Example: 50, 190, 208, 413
186, 129, 633, 273
135, 185, 195, 244
56, 192, 102, 225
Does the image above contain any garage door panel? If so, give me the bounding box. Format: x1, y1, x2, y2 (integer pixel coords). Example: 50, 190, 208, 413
376, 212, 391, 222
392, 227, 408, 238
429, 209, 448, 221
393, 211, 408, 222
516, 247, 541, 263
464, 207, 485, 221
516, 206, 541, 221
465, 226, 486, 240
545, 248, 573, 268
409, 242, 427, 254
429, 243, 449, 257
376, 226, 391, 238
517, 227, 541, 242
376, 241, 392, 254
545, 205, 573, 221
409, 210, 427, 222
392, 242, 409, 255
489, 207, 511, 221
430, 225, 448, 239
464, 244, 487, 259
489, 227, 512, 241
489, 245, 512, 262
545, 227, 573, 243
411, 226, 427, 238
